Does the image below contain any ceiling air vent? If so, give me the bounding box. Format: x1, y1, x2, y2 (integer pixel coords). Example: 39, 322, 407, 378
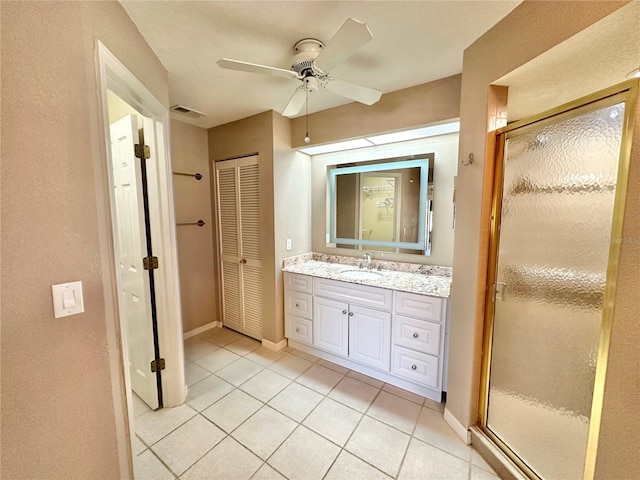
170, 105, 207, 118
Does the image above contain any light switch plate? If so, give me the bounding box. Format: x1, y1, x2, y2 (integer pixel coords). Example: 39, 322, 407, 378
52, 281, 84, 318
286, 238, 292, 251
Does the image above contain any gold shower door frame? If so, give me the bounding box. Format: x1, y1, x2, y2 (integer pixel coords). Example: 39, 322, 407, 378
478, 79, 638, 480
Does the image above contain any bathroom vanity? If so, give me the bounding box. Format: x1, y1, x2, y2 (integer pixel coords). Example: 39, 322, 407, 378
283, 258, 451, 402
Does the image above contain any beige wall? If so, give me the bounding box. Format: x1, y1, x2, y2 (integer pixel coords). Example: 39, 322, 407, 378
207, 111, 312, 344
1, 1, 168, 478
291, 75, 461, 148
272, 112, 313, 341
207, 111, 279, 343
171, 119, 217, 333
446, 1, 636, 478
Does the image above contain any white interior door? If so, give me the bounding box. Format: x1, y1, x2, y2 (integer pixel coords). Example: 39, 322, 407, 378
110, 114, 159, 409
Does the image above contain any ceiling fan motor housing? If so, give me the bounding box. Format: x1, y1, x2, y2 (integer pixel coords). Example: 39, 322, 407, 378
292, 38, 325, 77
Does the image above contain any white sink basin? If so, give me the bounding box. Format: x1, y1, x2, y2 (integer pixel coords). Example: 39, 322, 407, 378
340, 269, 383, 280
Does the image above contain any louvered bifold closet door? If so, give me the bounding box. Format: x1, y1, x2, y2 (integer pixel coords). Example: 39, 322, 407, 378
215, 162, 242, 332
214, 156, 263, 340
238, 161, 263, 339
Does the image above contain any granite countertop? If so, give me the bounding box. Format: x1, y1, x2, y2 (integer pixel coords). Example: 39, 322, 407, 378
283, 260, 451, 298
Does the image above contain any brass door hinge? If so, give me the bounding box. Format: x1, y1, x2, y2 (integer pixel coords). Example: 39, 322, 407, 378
143, 256, 159, 270
150, 358, 165, 373
134, 144, 151, 159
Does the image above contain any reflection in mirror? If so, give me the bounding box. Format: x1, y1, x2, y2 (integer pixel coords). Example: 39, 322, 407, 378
329, 154, 433, 254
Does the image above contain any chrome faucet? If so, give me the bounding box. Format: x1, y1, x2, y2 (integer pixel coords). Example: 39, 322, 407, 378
363, 252, 372, 270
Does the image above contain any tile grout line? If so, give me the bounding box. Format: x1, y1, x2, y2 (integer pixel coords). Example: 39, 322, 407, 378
140, 346, 261, 477
337, 384, 393, 476
407, 406, 477, 465
140, 337, 482, 480
258, 356, 321, 472
264, 362, 374, 480
394, 393, 425, 479
176, 373, 278, 479
194, 350, 319, 476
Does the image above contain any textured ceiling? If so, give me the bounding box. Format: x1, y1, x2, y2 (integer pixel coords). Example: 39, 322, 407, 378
120, 1, 520, 128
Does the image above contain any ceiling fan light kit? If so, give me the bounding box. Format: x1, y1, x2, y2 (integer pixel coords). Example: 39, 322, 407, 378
216, 18, 383, 128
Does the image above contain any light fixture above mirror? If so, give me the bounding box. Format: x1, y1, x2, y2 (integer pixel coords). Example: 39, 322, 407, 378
298, 121, 460, 156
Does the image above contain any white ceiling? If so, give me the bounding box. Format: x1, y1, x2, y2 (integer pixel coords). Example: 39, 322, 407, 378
120, 1, 520, 129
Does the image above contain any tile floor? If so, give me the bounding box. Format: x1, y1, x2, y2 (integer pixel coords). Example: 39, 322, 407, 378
132, 327, 500, 480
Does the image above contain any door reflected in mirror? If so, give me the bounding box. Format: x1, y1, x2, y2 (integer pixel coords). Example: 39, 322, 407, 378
329, 154, 433, 255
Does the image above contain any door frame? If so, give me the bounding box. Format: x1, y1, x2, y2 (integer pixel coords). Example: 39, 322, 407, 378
94, 41, 187, 474
478, 79, 638, 479
358, 171, 403, 249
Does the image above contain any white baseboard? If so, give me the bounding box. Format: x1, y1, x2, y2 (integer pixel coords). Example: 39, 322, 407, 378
261, 338, 288, 352
444, 407, 471, 445
183, 321, 220, 339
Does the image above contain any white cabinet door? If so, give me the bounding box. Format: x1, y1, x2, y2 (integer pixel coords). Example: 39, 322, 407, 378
349, 305, 391, 371
313, 297, 349, 357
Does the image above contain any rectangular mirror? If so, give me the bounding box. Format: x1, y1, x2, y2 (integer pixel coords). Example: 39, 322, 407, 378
328, 154, 433, 254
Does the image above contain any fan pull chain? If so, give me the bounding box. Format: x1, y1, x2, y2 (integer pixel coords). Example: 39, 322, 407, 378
304, 80, 311, 144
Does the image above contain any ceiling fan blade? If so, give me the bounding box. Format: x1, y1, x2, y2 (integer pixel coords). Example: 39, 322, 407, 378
217, 58, 300, 80
281, 85, 307, 117
325, 78, 382, 105
314, 18, 373, 73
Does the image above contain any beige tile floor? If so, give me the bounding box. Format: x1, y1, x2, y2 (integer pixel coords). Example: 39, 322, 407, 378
132, 327, 500, 480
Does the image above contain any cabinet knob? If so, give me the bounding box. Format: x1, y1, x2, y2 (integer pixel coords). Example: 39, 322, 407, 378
413, 332, 419, 339
342, 310, 347, 315
295, 328, 300, 333
295, 303, 299, 307
240, 258, 247, 264
348, 312, 354, 316
411, 365, 417, 371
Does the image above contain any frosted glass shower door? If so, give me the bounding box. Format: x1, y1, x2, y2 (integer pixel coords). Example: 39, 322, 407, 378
486, 99, 626, 479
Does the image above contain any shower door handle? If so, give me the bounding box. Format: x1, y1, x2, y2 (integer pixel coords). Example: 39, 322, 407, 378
494, 282, 506, 301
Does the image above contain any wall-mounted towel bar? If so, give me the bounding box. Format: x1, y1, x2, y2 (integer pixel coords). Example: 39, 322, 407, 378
177, 220, 205, 227
173, 171, 203, 180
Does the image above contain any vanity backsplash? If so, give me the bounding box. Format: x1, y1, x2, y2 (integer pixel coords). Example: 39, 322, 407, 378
283, 252, 452, 277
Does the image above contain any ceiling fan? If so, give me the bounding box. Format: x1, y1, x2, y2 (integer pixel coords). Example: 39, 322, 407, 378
216, 18, 382, 118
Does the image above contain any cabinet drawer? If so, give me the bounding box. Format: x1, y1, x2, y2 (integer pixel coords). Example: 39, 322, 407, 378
314, 277, 392, 311
285, 291, 312, 319
284, 272, 313, 294
393, 315, 441, 356
394, 291, 443, 323
391, 345, 439, 389
285, 315, 313, 345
